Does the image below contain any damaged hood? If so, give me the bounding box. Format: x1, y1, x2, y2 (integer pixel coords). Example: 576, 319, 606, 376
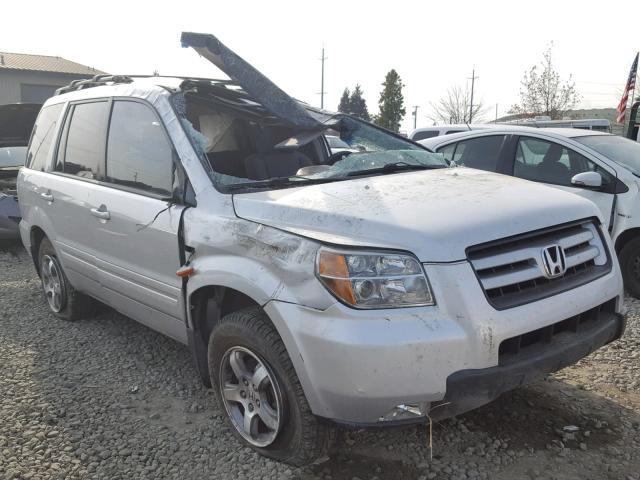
0, 103, 41, 147
233, 168, 600, 262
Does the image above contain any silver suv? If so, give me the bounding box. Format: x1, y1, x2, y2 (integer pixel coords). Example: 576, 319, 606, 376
18, 33, 625, 466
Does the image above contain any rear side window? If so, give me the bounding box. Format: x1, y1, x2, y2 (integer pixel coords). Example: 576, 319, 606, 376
105, 101, 175, 196
412, 130, 439, 141
61, 101, 109, 179
447, 135, 505, 171
26, 104, 63, 171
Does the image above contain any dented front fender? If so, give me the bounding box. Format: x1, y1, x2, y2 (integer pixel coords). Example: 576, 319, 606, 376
183, 205, 336, 310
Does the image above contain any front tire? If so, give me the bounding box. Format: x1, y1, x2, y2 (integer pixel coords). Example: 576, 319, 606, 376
208, 307, 333, 466
619, 237, 640, 299
37, 237, 95, 321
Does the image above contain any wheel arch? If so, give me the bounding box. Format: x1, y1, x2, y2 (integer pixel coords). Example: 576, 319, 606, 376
29, 225, 48, 275
187, 283, 269, 387
614, 227, 640, 254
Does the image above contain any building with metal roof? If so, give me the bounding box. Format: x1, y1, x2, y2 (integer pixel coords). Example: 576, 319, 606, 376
0, 52, 106, 104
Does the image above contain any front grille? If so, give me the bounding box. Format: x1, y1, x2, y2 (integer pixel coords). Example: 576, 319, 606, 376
468, 220, 611, 310
498, 298, 616, 365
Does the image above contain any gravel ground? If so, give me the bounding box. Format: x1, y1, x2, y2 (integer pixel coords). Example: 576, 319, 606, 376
1, 241, 639, 480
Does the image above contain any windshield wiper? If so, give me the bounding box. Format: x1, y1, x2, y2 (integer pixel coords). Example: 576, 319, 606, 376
345, 162, 446, 177
226, 176, 336, 191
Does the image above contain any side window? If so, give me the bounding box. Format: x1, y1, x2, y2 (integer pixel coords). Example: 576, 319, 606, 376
26, 104, 63, 171
438, 143, 456, 162
412, 130, 439, 141
61, 102, 109, 179
449, 135, 505, 171
514, 137, 614, 189
105, 101, 174, 196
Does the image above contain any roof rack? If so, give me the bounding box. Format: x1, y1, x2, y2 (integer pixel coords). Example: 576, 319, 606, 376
55, 74, 134, 95
55, 74, 238, 96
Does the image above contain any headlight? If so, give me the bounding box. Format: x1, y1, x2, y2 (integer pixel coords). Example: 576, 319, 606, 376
316, 248, 434, 309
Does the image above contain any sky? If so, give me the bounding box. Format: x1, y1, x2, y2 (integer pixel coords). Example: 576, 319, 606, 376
2, 0, 638, 132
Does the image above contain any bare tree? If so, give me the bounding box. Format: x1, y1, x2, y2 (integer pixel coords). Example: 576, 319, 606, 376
509, 44, 581, 119
429, 85, 487, 124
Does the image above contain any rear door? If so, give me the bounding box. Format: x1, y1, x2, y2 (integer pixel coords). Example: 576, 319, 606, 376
509, 136, 616, 229
435, 134, 512, 173
46, 100, 111, 297
90, 99, 187, 342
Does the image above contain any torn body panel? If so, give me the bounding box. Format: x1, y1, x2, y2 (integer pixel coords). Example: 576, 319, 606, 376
181, 32, 327, 131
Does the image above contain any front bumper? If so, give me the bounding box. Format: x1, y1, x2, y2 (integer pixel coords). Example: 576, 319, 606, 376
430, 307, 624, 421
263, 259, 624, 425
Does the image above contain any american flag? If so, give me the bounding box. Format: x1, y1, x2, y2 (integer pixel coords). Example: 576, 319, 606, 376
616, 52, 639, 124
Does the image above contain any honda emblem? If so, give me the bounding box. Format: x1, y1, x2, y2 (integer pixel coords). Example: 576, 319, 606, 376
541, 245, 566, 279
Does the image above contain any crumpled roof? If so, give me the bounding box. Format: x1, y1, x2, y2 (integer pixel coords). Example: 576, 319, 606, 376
0, 52, 105, 76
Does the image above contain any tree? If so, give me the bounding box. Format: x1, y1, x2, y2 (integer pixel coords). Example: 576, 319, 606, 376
374, 69, 405, 132
338, 88, 351, 114
337, 85, 371, 121
429, 85, 487, 124
509, 44, 581, 119
349, 84, 370, 121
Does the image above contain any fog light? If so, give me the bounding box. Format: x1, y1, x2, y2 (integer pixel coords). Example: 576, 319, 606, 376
378, 403, 429, 422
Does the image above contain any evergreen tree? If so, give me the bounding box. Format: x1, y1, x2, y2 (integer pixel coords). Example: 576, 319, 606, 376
375, 69, 405, 132
338, 88, 351, 113
349, 84, 370, 121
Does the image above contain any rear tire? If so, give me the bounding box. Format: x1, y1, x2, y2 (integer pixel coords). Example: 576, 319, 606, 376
37, 237, 95, 321
208, 307, 333, 466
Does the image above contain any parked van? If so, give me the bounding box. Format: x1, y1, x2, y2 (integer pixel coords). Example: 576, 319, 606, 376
18, 33, 625, 466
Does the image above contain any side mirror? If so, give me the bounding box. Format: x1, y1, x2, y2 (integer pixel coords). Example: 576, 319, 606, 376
571, 171, 602, 188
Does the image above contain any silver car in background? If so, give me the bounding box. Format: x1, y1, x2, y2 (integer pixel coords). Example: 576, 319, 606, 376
18, 33, 625, 466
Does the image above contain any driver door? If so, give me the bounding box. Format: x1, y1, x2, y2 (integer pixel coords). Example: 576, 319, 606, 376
511, 136, 616, 229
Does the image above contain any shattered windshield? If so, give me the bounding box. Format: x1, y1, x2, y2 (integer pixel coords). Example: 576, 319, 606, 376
179, 93, 447, 192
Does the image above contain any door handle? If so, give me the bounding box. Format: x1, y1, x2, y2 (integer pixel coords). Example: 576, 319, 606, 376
40, 192, 54, 202
90, 205, 110, 220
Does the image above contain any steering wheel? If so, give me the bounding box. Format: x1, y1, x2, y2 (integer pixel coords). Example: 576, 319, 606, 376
326, 150, 352, 165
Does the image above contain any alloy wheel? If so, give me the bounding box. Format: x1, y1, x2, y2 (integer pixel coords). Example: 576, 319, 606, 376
41, 255, 66, 313
219, 346, 283, 447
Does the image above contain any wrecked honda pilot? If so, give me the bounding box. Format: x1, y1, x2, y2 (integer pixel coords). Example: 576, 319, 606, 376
18, 32, 625, 466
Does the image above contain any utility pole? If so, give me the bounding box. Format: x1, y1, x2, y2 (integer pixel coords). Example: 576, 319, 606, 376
412, 106, 419, 129
319, 47, 327, 109
468, 68, 478, 123
495, 103, 498, 123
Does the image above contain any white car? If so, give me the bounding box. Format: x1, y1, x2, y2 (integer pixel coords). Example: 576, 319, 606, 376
325, 134, 359, 155
420, 126, 640, 296
409, 124, 493, 141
